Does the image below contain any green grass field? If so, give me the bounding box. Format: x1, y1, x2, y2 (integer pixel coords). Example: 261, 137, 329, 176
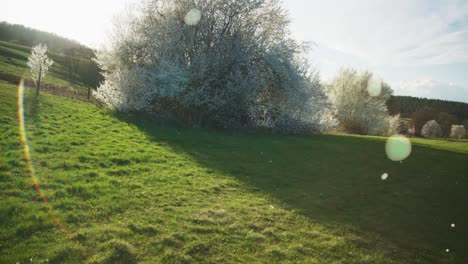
1, 81, 467, 263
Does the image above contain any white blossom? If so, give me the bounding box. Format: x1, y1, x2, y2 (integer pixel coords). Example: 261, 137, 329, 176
94, 0, 334, 132
325, 69, 399, 136
449, 125, 465, 139
421, 120, 442, 138
27, 44, 54, 95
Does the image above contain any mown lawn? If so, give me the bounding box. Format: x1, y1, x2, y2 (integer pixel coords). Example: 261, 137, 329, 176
1, 81, 467, 263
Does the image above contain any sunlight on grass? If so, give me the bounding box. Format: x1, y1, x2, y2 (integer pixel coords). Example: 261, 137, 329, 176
0, 82, 466, 263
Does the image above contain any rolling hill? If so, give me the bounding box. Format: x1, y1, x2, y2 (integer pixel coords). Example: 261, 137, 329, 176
0, 40, 100, 95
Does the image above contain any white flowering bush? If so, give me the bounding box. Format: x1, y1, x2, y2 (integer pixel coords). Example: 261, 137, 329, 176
450, 125, 466, 139
421, 120, 442, 138
386, 114, 401, 136
325, 69, 399, 136
94, 0, 335, 132
27, 43, 54, 95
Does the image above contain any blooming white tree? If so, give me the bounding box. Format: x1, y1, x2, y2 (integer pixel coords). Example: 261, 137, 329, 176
325, 69, 399, 136
94, 0, 334, 132
450, 125, 466, 139
27, 44, 54, 96
421, 120, 442, 138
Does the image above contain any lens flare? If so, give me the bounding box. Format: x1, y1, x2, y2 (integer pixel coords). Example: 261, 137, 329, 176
17, 80, 68, 236
385, 135, 412, 162
381, 173, 389, 180
184, 8, 202, 26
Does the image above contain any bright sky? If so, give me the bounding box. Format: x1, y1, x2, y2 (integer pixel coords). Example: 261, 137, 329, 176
1, 0, 468, 102
0, 0, 134, 48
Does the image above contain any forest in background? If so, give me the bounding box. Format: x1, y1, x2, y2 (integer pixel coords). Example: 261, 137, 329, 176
387, 96, 468, 136
388, 96, 468, 120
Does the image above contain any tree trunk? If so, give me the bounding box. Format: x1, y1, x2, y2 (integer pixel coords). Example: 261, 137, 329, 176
36, 65, 42, 96
87, 86, 91, 100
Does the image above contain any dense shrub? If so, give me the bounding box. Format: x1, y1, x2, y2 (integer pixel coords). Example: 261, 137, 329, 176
94, 0, 335, 133
450, 125, 466, 139
421, 120, 442, 138
325, 69, 399, 136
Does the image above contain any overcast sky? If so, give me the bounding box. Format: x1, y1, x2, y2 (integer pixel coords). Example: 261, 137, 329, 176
1, 0, 468, 102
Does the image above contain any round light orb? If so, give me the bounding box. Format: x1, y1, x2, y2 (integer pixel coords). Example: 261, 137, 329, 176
385, 135, 412, 161
381, 173, 389, 180
184, 8, 202, 26
367, 76, 382, 97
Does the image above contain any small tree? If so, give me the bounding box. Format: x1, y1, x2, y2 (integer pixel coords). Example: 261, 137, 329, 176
421, 120, 442, 138
450, 125, 466, 139
27, 44, 54, 96
84, 57, 102, 100
65, 48, 80, 84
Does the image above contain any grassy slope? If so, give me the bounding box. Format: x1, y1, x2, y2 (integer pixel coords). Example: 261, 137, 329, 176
1, 81, 467, 263
0, 41, 88, 90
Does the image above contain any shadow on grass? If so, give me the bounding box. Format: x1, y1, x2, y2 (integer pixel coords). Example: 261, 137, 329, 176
116, 113, 468, 262
24, 95, 41, 119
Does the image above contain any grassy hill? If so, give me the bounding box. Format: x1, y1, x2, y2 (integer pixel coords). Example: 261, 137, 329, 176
0, 21, 94, 59
1, 81, 467, 263
0, 40, 92, 91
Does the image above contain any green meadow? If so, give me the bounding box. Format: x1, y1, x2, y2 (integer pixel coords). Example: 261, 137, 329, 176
1, 81, 467, 263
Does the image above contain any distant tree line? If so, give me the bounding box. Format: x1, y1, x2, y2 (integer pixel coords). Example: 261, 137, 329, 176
387, 96, 468, 137
387, 96, 468, 120
49, 49, 102, 94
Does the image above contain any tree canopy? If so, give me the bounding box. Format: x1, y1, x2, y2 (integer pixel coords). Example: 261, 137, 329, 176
94, 0, 334, 132
325, 69, 399, 136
